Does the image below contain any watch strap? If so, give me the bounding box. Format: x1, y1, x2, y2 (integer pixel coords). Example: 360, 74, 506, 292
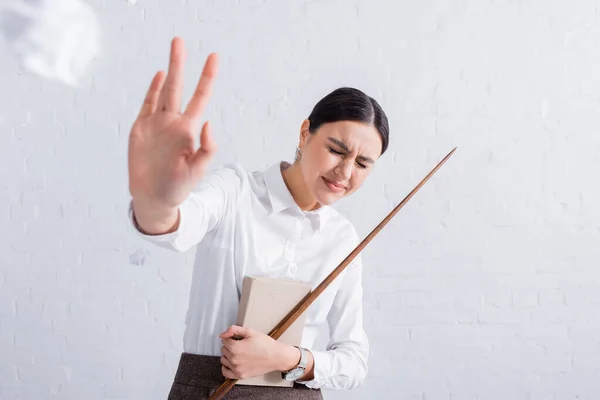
297, 346, 307, 369
282, 346, 307, 380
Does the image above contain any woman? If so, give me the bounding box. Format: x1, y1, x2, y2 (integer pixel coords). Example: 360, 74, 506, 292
127, 37, 389, 399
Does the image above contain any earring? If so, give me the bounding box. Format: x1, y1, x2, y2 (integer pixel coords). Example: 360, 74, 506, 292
295, 147, 302, 161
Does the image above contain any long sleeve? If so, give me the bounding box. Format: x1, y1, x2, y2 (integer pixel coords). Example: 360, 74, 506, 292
127, 164, 244, 253
300, 254, 369, 390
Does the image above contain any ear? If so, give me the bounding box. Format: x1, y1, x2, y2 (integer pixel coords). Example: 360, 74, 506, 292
299, 119, 311, 148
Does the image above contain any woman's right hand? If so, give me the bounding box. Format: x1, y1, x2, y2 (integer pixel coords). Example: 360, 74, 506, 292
128, 37, 219, 217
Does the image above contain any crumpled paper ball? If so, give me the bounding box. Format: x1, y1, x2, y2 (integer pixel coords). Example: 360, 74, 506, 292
0, 0, 101, 86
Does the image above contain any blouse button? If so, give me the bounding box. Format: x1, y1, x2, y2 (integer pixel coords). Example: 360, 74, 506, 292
284, 240, 295, 261
286, 262, 298, 278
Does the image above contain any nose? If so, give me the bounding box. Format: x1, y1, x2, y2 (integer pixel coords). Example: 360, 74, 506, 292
335, 159, 352, 180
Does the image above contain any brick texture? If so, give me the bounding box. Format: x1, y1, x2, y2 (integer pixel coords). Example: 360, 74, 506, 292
1, 0, 599, 399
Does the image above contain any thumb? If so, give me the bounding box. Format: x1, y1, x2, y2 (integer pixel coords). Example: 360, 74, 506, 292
220, 325, 250, 340
190, 120, 216, 179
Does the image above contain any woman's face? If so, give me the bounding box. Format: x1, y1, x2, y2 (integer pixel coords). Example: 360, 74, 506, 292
297, 119, 383, 206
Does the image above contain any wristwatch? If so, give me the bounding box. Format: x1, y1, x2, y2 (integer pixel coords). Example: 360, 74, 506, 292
282, 346, 308, 381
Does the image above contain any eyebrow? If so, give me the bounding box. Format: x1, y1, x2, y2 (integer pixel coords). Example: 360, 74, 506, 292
327, 137, 375, 164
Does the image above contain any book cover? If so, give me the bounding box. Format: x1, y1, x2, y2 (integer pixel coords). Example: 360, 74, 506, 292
235, 275, 312, 387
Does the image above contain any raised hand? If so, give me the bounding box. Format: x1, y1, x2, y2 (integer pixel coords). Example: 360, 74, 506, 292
128, 37, 219, 222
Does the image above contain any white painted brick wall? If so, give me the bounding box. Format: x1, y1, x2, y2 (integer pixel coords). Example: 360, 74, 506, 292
1, 0, 599, 399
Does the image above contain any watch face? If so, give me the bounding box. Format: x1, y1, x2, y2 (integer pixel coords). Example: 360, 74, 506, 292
285, 368, 304, 381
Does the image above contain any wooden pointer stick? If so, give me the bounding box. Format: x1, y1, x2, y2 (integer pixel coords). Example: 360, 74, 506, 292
208, 147, 457, 400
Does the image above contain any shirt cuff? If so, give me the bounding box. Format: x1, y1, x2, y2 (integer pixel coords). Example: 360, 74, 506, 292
298, 349, 331, 389
128, 200, 188, 251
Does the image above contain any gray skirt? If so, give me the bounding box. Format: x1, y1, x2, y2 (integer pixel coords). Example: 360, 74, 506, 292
167, 353, 324, 400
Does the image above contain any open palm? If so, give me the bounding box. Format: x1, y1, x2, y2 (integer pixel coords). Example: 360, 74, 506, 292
128, 37, 218, 210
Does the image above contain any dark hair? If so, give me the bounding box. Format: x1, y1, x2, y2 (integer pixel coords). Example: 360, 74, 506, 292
307, 87, 389, 155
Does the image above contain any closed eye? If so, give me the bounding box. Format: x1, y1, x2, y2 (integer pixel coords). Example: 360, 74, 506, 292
329, 147, 368, 169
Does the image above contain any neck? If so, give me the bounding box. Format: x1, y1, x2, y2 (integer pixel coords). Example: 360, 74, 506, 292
281, 161, 321, 211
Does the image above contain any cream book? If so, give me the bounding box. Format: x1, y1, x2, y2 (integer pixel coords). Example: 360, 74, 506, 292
235, 275, 312, 387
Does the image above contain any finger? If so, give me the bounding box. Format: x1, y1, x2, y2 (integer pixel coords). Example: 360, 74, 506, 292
219, 324, 235, 339
219, 324, 234, 339
222, 365, 236, 379
183, 52, 218, 120
157, 37, 186, 113
220, 355, 234, 371
227, 325, 250, 339
190, 121, 217, 181
221, 345, 234, 360
138, 71, 165, 118
222, 338, 240, 352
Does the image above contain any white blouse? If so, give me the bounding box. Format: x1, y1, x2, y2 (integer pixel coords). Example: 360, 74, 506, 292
128, 161, 369, 390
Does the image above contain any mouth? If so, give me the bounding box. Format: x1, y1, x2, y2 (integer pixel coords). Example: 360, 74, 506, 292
322, 177, 347, 193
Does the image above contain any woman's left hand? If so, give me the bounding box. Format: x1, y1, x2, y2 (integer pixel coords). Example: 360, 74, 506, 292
219, 325, 298, 380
